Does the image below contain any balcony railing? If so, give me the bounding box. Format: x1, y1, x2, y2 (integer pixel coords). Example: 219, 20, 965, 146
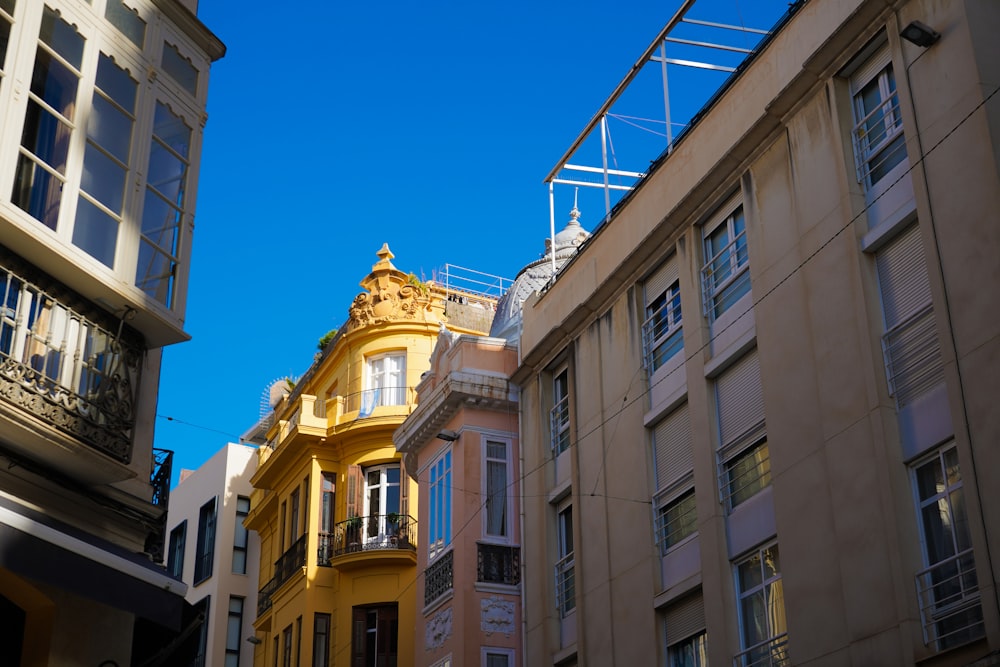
882, 304, 944, 409
550, 396, 570, 455
257, 576, 277, 617
317, 514, 416, 564
851, 91, 905, 189
0, 262, 142, 462
424, 549, 454, 607
144, 448, 173, 563
915, 548, 985, 651
555, 553, 575, 618
274, 534, 307, 588
642, 294, 683, 372
733, 633, 789, 667
477, 543, 520, 586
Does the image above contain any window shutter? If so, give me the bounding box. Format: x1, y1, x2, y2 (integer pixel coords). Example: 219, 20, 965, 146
849, 42, 891, 95
653, 403, 691, 490
664, 592, 705, 645
716, 350, 764, 448
644, 254, 679, 306
876, 224, 931, 328
347, 465, 363, 518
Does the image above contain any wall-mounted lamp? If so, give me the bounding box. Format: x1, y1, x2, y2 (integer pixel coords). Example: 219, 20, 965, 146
436, 429, 459, 442
900, 21, 940, 47
246, 636, 263, 645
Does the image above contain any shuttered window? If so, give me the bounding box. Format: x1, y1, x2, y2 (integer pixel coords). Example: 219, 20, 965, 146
652, 404, 696, 553
654, 403, 692, 490
715, 350, 769, 510
665, 592, 706, 646
876, 223, 944, 407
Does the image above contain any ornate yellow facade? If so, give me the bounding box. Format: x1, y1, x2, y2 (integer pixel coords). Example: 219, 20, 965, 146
246, 245, 495, 666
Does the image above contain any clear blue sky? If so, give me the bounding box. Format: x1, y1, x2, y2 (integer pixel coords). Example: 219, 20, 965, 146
154, 0, 783, 486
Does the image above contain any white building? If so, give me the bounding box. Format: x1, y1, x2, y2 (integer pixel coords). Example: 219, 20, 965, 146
166, 443, 261, 667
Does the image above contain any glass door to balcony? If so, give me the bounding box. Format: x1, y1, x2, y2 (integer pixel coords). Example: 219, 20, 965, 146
364, 465, 400, 546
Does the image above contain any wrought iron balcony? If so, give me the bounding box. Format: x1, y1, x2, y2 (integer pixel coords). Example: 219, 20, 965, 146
477, 543, 520, 586
424, 549, 454, 607
143, 448, 173, 563
733, 633, 789, 667
317, 513, 416, 564
274, 534, 307, 587
257, 576, 277, 617
0, 261, 142, 463
915, 548, 985, 651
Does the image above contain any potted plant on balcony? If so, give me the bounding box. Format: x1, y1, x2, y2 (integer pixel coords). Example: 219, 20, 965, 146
346, 516, 363, 552
386, 512, 401, 545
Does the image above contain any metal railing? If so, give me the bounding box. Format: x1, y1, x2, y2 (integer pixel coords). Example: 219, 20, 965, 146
852, 92, 905, 188
424, 549, 454, 606
555, 553, 575, 618
642, 292, 683, 372
915, 548, 985, 651
257, 576, 277, 617
317, 514, 417, 563
654, 488, 697, 554
719, 436, 770, 511
550, 396, 570, 455
701, 228, 750, 319
345, 386, 410, 413
274, 534, 307, 587
477, 543, 520, 586
882, 304, 943, 409
734, 633, 789, 667
144, 448, 173, 563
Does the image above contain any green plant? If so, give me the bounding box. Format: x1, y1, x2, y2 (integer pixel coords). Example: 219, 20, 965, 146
317, 328, 338, 351
406, 272, 430, 296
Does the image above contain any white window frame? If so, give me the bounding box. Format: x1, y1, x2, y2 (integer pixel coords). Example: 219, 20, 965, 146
550, 367, 570, 455
483, 437, 512, 542
911, 444, 984, 651
714, 351, 769, 512
734, 542, 788, 667
362, 463, 401, 543
0, 0, 208, 318
654, 483, 697, 556
365, 351, 406, 407
850, 43, 906, 193
555, 501, 575, 618
701, 201, 750, 322
427, 447, 452, 561
643, 278, 683, 372
481, 646, 515, 667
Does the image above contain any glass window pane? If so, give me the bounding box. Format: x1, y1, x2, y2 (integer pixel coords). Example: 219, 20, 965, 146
81, 144, 126, 212
39, 7, 84, 68
89, 94, 133, 164
162, 42, 198, 95
96, 53, 137, 112
12, 154, 62, 229
147, 140, 186, 204
21, 98, 73, 169
153, 102, 191, 158
72, 198, 118, 267
105, 0, 145, 48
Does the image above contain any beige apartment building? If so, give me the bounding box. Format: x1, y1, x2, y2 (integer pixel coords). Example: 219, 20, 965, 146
513, 0, 1000, 665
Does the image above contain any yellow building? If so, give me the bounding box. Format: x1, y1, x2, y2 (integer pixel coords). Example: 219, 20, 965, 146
245, 245, 496, 667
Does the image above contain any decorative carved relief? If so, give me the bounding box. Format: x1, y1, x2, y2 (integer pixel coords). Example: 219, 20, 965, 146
346, 244, 435, 331
425, 606, 453, 650
481, 595, 515, 637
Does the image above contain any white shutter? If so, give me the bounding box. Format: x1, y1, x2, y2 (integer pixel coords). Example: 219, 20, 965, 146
849, 42, 891, 95
716, 350, 764, 448
654, 403, 691, 489
876, 224, 931, 328
644, 253, 679, 307
664, 592, 705, 645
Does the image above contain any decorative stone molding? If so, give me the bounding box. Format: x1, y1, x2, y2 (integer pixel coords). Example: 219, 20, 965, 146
425, 606, 453, 650
347, 244, 436, 331
481, 595, 515, 637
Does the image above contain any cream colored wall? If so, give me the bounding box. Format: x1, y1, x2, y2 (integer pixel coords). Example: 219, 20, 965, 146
517, 0, 1000, 665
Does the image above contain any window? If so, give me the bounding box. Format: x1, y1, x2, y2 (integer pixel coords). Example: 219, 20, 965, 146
105, 0, 146, 48
555, 504, 575, 617
701, 203, 750, 320
651, 404, 695, 554
193, 596, 210, 667
225, 596, 244, 667
483, 648, 514, 667
477, 543, 520, 586
734, 543, 788, 667
167, 520, 186, 579
875, 223, 943, 410
485, 440, 509, 538
663, 593, 708, 667
656, 490, 697, 555
364, 464, 401, 541
850, 43, 906, 192
319, 473, 336, 563
428, 449, 452, 560
290, 487, 301, 544
194, 497, 217, 583
425, 549, 454, 606
912, 445, 984, 651
550, 368, 570, 455
351, 604, 398, 667
313, 613, 331, 667
642, 255, 683, 371
162, 41, 198, 96
364, 352, 406, 409
233, 495, 250, 574
0, 2, 14, 95
136, 102, 191, 308
715, 351, 769, 511
282, 624, 293, 667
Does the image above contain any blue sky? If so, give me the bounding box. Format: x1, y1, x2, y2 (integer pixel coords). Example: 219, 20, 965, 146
154, 0, 784, 486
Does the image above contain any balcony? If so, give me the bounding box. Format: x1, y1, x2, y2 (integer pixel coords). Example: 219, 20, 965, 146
257, 576, 277, 618
274, 534, 307, 588
733, 633, 789, 667
915, 548, 985, 652
318, 514, 416, 570
477, 543, 520, 587
424, 549, 454, 607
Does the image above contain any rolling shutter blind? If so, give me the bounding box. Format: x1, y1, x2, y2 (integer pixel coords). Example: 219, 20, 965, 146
716, 350, 764, 448
654, 403, 691, 489
876, 223, 931, 327
644, 254, 679, 306
664, 592, 705, 645
849, 42, 891, 95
